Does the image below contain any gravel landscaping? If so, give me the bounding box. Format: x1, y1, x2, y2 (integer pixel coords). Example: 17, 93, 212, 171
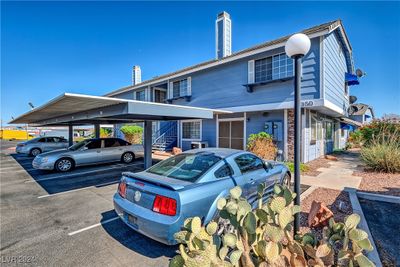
299, 188, 353, 235
303, 157, 331, 176
356, 169, 400, 197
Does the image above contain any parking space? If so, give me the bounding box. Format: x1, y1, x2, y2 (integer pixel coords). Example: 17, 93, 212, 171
0, 140, 174, 266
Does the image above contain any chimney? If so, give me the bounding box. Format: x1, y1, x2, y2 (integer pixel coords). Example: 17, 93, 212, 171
215, 11, 232, 59
132, 65, 141, 85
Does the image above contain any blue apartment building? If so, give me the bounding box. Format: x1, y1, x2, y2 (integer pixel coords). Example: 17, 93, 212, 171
107, 13, 364, 163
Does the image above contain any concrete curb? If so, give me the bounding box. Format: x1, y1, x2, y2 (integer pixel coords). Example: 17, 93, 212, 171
345, 188, 383, 267
356, 191, 400, 204
300, 185, 317, 201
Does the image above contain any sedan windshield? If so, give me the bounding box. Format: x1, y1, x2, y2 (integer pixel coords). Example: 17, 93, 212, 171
68, 140, 90, 151
147, 152, 222, 182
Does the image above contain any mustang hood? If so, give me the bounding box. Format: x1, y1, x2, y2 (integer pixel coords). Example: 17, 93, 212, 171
122, 171, 192, 191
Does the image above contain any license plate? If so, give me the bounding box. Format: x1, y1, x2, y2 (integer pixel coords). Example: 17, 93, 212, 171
127, 214, 138, 227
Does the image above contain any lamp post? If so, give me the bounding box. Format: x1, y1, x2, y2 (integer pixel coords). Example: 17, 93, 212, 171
285, 33, 310, 234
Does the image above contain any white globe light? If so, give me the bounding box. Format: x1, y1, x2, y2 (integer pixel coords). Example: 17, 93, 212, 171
285, 33, 311, 58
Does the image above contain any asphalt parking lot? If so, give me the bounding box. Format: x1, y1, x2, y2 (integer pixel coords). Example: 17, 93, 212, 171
0, 140, 175, 266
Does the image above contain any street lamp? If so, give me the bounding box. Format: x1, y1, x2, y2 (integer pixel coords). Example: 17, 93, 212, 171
285, 33, 310, 235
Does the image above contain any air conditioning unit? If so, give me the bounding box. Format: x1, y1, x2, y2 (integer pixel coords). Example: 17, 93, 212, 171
191, 141, 209, 149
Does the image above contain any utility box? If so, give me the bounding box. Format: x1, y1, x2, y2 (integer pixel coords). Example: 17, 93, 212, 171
191, 141, 209, 149
264, 121, 283, 142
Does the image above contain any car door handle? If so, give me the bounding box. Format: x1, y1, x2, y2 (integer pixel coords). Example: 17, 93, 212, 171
96, 150, 101, 153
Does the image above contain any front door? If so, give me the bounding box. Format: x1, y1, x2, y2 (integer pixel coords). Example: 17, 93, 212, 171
218, 120, 244, 150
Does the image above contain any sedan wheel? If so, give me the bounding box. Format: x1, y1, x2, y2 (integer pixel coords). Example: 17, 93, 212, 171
56, 158, 73, 172
122, 152, 134, 163
30, 148, 41, 157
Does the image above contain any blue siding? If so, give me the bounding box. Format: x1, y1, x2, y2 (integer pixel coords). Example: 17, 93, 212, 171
323, 31, 348, 113
246, 111, 284, 151
113, 90, 134, 100
171, 38, 321, 109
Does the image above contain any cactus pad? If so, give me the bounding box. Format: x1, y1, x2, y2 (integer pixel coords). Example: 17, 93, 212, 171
344, 214, 360, 230
229, 186, 242, 199
169, 254, 184, 267
190, 217, 202, 235
265, 241, 280, 262
270, 196, 286, 213
217, 198, 227, 210
349, 228, 368, 242
229, 250, 242, 266
206, 221, 218, 236
222, 233, 237, 248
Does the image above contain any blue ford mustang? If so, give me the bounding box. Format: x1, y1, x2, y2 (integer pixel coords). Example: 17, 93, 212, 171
113, 148, 290, 245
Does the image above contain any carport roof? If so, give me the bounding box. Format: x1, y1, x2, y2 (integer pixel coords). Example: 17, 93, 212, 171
9, 93, 231, 126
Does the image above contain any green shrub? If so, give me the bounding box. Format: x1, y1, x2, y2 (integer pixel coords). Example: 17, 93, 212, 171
247, 132, 277, 160
171, 184, 375, 267
100, 128, 112, 138
284, 162, 309, 173
361, 128, 400, 173
349, 120, 400, 147
119, 125, 143, 144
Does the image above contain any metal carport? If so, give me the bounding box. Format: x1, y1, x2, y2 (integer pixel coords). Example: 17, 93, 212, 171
10, 93, 231, 168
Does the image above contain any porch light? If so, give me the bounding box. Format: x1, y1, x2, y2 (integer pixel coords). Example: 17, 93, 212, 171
285, 33, 310, 236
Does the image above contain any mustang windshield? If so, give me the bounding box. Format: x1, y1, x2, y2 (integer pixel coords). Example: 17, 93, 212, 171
147, 152, 221, 182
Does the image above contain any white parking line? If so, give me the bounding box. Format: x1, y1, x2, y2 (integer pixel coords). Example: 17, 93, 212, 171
37, 181, 119, 199
68, 217, 120, 236
26, 163, 143, 183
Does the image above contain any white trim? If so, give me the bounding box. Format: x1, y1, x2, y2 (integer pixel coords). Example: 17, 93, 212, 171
216, 116, 245, 150
248, 60, 255, 84
221, 98, 344, 116
105, 30, 329, 97
218, 117, 245, 122
180, 119, 202, 142
243, 112, 247, 149
302, 109, 307, 162
187, 76, 192, 96
215, 114, 219, 147
283, 109, 288, 160
323, 99, 345, 115
319, 36, 325, 99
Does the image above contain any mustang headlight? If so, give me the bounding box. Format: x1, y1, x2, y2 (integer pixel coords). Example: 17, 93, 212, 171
41, 157, 49, 163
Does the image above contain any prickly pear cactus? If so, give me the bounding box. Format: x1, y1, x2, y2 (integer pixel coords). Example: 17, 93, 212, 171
171, 184, 376, 267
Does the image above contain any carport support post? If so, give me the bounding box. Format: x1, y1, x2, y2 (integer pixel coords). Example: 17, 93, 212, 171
143, 121, 153, 169
94, 124, 100, 138
68, 124, 73, 146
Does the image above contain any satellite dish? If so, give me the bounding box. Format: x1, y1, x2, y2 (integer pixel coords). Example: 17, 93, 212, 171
349, 95, 357, 104
348, 105, 359, 115
356, 68, 366, 78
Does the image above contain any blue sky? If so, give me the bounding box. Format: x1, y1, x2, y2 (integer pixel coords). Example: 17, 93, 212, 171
1, 1, 399, 125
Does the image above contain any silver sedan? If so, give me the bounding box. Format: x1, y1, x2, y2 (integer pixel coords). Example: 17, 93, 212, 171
32, 138, 144, 172
16, 136, 69, 156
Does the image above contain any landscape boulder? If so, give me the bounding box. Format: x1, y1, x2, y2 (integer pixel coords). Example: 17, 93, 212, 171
308, 200, 334, 228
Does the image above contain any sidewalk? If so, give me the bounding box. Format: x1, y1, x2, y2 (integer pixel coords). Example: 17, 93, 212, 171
301, 152, 363, 190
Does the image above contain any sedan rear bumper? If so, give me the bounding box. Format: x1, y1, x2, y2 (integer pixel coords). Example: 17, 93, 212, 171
113, 193, 182, 245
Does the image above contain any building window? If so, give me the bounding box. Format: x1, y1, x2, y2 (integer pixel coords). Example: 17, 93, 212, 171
182, 120, 201, 140
135, 90, 145, 101
255, 53, 293, 83
325, 121, 333, 140
154, 89, 166, 103
173, 79, 188, 98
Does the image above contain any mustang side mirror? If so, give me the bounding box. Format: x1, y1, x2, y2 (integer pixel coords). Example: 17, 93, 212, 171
264, 161, 273, 170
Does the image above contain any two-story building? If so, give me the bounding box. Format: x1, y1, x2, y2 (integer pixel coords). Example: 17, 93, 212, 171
106, 13, 362, 163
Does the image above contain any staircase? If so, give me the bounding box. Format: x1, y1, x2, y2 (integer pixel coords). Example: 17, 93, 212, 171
152, 121, 177, 152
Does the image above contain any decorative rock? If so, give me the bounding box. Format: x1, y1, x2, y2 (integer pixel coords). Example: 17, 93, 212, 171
172, 147, 182, 155
325, 155, 338, 161
308, 201, 334, 228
